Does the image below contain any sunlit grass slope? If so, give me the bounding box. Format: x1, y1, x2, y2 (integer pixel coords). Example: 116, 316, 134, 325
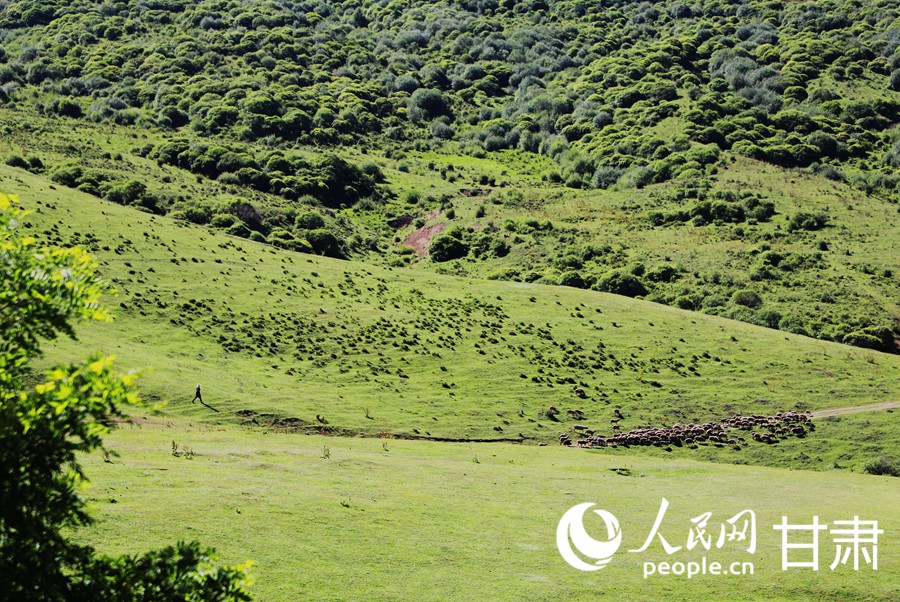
77, 421, 900, 602
2, 165, 897, 473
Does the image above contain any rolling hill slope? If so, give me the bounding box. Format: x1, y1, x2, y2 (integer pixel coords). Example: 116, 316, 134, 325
3, 165, 897, 472
0, 0, 897, 350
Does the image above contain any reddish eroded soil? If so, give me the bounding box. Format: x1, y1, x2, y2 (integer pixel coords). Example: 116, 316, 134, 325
402, 210, 446, 257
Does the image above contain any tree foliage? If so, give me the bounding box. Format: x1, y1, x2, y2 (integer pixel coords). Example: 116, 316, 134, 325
0, 0, 896, 190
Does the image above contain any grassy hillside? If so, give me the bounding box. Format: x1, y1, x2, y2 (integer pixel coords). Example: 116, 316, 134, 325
0, 106, 897, 354
3, 167, 897, 473
2, 2, 898, 599
76, 421, 900, 601
0, 0, 898, 350
395, 151, 900, 353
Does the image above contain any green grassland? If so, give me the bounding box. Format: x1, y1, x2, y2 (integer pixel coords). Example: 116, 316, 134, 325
1, 105, 897, 355
394, 151, 899, 347
0, 0, 899, 352
3, 166, 898, 476
1, 1, 899, 599
75, 421, 899, 601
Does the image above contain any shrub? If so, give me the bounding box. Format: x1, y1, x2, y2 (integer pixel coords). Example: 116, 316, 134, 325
673, 295, 698, 310
754, 309, 783, 329
778, 314, 809, 336
429, 230, 469, 262
304, 229, 344, 258
27, 156, 44, 172
746, 199, 775, 221
701, 294, 728, 309
864, 456, 900, 477
788, 211, 828, 232
360, 162, 385, 183
431, 121, 456, 139
558, 271, 587, 289
210, 214, 236, 228
295, 211, 326, 230
592, 166, 623, 189
226, 222, 251, 238
103, 180, 147, 205
490, 238, 510, 257
842, 331, 884, 351
50, 163, 84, 187
646, 264, 678, 282
4, 154, 29, 169
408, 88, 451, 121
178, 203, 213, 225
595, 270, 648, 297
732, 289, 762, 308
724, 304, 758, 322
44, 97, 83, 118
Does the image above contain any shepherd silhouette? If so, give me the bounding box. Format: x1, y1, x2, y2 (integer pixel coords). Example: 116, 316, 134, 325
192, 383, 202, 404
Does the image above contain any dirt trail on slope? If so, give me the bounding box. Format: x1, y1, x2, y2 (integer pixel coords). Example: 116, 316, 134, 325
811, 401, 900, 417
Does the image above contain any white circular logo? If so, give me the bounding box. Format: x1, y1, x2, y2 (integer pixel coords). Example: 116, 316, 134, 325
557, 503, 622, 571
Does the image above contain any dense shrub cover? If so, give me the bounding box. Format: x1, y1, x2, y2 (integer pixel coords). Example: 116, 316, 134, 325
0, 0, 896, 190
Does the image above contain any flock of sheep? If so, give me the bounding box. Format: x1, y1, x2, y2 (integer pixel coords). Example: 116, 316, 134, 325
559, 410, 815, 449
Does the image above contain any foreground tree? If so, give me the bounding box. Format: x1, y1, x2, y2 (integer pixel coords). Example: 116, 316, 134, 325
0, 194, 253, 601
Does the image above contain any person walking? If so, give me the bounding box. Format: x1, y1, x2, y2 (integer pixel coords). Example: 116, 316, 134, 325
192, 383, 202, 404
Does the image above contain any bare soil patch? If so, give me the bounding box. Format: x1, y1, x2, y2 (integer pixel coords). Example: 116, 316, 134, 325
810, 401, 900, 417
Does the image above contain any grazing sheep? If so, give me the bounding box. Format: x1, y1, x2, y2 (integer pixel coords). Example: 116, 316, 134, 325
562, 410, 816, 450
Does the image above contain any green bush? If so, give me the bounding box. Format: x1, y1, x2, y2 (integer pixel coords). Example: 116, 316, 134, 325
408, 88, 451, 121
673, 294, 698, 310
778, 314, 809, 336
595, 270, 648, 297
724, 305, 757, 323
50, 164, 84, 188
864, 456, 900, 477
226, 222, 252, 239
178, 203, 213, 225
304, 229, 344, 258
295, 211, 326, 230
490, 238, 510, 258
103, 180, 148, 206
429, 230, 469, 262
558, 271, 587, 289
787, 211, 828, 232
646, 264, 678, 283
732, 289, 762, 308
842, 331, 884, 351
754, 309, 783, 329
701, 294, 728, 309
4, 154, 29, 169
210, 214, 236, 228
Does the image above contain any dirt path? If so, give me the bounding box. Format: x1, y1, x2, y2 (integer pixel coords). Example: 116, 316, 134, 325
811, 401, 900, 418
